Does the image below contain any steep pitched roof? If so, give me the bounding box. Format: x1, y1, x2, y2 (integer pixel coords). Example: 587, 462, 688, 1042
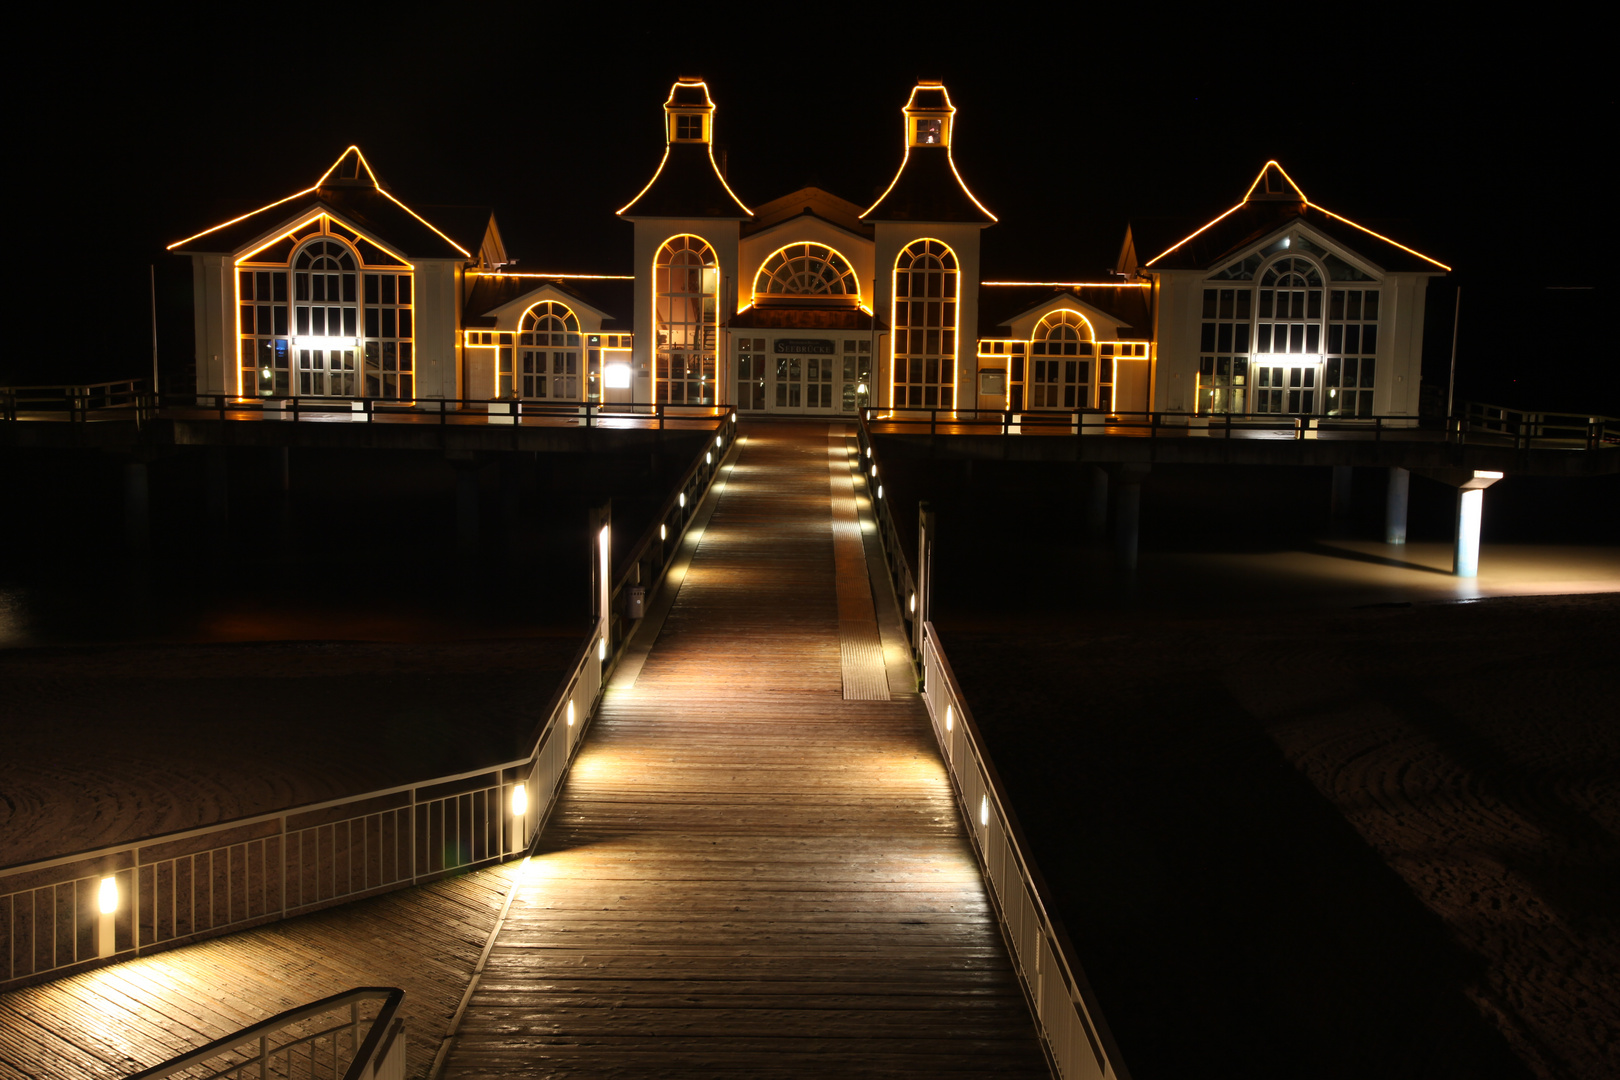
863, 82, 995, 225
1140, 162, 1449, 274
618, 79, 751, 220
167, 147, 473, 260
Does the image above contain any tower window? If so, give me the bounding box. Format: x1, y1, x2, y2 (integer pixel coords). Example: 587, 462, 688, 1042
674, 114, 704, 140
912, 117, 944, 145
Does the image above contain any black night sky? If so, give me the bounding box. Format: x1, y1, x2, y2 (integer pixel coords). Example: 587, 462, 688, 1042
17, 13, 1615, 413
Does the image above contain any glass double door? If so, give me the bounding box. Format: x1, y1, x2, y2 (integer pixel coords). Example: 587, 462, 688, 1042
298, 347, 357, 397
1252, 363, 1317, 415
772, 355, 840, 412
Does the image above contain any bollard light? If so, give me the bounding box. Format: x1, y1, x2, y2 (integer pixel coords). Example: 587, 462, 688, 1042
945, 704, 953, 732
716, 434, 722, 447
870, 464, 877, 477
979, 795, 988, 827
660, 523, 667, 541
511, 782, 528, 817
679, 492, 686, 508
98, 876, 118, 915
706, 451, 712, 464
877, 485, 883, 500
909, 592, 916, 614
567, 700, 576, 726
598, 637, 606, 661
865, 446, 871, 459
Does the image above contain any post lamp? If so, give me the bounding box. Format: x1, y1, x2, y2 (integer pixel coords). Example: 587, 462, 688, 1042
98, 875, 118, 957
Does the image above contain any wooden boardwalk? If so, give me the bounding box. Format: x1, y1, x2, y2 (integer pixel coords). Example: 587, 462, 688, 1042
0, 421, 1046, 1079
439, 422, 1047, 1077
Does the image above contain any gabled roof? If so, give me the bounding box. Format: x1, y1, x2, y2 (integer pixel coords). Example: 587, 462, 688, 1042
863, 82, 995, 225
168, 147, 474, 260
618, 78, 752, 220
977, 283, 1152, 338
1140, 161, 1449, 274
742, 187, 872, 240
463, 274, 633, 330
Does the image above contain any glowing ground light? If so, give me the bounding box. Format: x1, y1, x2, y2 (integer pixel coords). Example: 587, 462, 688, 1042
98, 876, 118, 914
511, 783, 528, 816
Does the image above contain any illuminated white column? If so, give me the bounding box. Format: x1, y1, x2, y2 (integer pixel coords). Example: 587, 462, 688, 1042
1385, 467, 1410, 544
1452, 471, 1502, 577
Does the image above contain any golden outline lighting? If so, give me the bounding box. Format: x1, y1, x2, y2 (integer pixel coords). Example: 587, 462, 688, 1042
617, 78, 753, 218
861, 82, 998, 222
1144, 160, 1449, 271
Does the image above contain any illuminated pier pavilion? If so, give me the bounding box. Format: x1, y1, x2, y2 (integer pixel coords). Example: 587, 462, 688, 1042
167, 77, 1446, 425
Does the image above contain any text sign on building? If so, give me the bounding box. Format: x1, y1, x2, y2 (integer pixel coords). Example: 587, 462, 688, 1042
773, 339, 836, 355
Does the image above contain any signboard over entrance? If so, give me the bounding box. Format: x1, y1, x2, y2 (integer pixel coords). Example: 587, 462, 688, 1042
774, 339, 836, 355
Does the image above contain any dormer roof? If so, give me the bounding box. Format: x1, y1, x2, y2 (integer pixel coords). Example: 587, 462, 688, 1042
618, 78, 752, 220
1139, 161, 1449, 275
862, 82, 995, 225
167, 146, 475, 260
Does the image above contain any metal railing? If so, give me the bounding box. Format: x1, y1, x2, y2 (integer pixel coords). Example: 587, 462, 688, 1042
863, 405, 1615, 449
0, 417, 737, 991
127, 986, 406, 1080
920, 625, 1121, 1080
846, 417, 1125, 1079
0, 381, 732, 430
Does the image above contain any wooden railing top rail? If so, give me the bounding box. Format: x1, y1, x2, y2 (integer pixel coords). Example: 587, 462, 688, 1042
125, 986, 403, 1080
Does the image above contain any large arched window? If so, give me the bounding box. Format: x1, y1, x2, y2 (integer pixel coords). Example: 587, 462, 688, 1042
293, 239, 359, 397
1253, 256, 1324, 413
1028, 310, 1094, 409
892, 239, 957, 409
237, 217, 413, 399
753, 243, 859, 300
655, 236, 718, 404
514, 301, 581, 400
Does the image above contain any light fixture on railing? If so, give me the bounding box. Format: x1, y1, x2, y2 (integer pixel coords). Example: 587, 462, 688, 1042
877, 485, 883, 500
567, 700, 576, 727
715, 434, 722, 447
870, 464, 877, 477
679, 492, 686, 508
98, 876, 118, 915
98, 874, 118, 957
979, 795, 988, 827
511, 782, 528, 816
866, 446, 871, 458
945, 704, 953, 732
660, 523, 668, 541
706, 451, 712, 464
598, 637, 606, 661
909, 592, 916, 613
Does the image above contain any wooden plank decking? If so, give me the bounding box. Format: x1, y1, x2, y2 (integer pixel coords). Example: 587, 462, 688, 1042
0, 420, 1047, 1079
439, 421, 1047, 1077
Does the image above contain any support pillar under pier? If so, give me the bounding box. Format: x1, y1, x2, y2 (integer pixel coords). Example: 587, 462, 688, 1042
1110, 464, 1149, 573
1330, 466, 1353, 533
123, 460, 149, 554
1085, 465, 1109, 544
1451, 471, 1502, 578
1385, 467, 1410, 545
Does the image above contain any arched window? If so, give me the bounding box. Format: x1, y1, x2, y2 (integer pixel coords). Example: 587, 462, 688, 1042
1253, 256, 1324, 413
892, 239, 957, 409
754, 243, 859, 299
292, 238, 359, 397
655, 236, 718, 405
1028, 310, 1094, 409
515, 301, 581, 400
237, 218, 413, 399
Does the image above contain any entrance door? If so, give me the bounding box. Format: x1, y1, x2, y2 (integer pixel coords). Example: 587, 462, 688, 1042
805, 357, 836, 411
773, 357, 803, 409
1029, 358, 1084, 409
1254, 364, 1317, 414
736, 353, 765, 410
299, 347, 356, 396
